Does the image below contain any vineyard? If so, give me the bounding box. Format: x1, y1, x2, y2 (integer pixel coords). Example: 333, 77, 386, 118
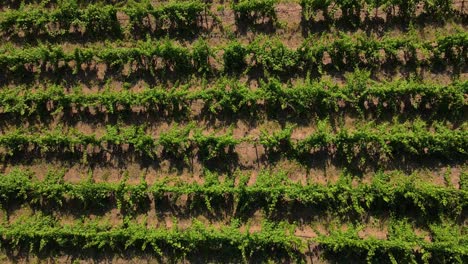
0, 0, 466, 263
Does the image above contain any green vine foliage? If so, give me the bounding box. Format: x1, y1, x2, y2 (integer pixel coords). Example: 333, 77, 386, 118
0, 169, 466, 219
300, 0, 457, 22
0, 214, 303, 262
0, 120, 465, 163
0, 0, 210, 39
301, 0, 332, 20
259, 124, 295, 158
1, 78, 465, 118
0, 2, 465, 262
248, 37, 299, 73
313, 219, 467, 263
0, 32, 464, 77
223, 41, 248, 73
0, 169, 466, 261
193, 128, 241, 162
0, 212, 465, 262
158, 123, 194, 163
232, 0, 278, 24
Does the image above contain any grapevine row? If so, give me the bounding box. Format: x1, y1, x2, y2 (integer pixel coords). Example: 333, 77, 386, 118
313, 227, 467, 263
1, 0, 462, 40
0, 0, 210, 39
1, 0, 123, 8
1, 169, 466, 218
0, 215, 465, 262
0, 121, 466, 161
0, 216, 303, 261
0, 78, 465, 117
301, 0, 459, 20
0, 32, 465, 76
232, 0, 278, 23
